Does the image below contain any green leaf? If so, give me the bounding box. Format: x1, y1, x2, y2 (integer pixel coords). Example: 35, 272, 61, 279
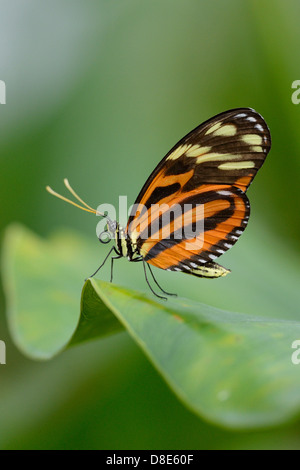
81, 279, 300, 429
1, 223, 123, 359
70, 278, 123, 347
3, 223, 300, 429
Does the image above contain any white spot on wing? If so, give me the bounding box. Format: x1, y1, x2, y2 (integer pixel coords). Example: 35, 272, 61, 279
254, 123, 264, 132
181, 264, 190, 270
217, 190, 232, 196
224, 243, 233, 249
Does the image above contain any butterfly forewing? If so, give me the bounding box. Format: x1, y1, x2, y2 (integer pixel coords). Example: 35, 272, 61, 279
127, 108, 270, 278
164, 107, 271, 192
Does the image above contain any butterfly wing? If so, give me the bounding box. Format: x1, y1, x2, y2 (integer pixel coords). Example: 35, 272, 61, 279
127, 107, 270, 277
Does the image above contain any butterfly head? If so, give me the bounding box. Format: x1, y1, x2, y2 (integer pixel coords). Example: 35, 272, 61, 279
98, 219, 118, 245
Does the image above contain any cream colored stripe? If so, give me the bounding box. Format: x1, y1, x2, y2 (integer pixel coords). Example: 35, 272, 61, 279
213, 124, 236, 137
167, 144, 191, 161
186, 145, 211, 157
251, 145, 263, 152
218, 161, 255, 170
196, 152, 240, 164
242, 134, 263, 145
205, 122, 221, 135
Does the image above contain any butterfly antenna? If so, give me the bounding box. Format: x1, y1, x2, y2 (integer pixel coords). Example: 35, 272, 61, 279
46, 179, 106, 217
63, 178, 97, 212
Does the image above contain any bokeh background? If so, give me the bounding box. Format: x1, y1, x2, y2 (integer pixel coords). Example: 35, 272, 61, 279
1, 0, 300, 449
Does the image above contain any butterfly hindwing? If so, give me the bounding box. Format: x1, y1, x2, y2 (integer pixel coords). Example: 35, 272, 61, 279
135, 185, 250, 275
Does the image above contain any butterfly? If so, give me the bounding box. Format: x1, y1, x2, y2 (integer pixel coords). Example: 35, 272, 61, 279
47, 107, 271, 299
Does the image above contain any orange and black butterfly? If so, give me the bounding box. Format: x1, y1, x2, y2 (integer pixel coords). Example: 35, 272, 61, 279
47, 108, 271, 299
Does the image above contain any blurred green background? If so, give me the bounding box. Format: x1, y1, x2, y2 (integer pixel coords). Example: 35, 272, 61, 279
1, 0, 300, 449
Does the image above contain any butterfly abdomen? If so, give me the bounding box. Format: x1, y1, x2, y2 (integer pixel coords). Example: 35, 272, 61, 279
182, 261, 230, 278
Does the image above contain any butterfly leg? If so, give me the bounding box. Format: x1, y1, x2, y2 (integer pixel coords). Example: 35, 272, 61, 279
110, 254, 122, 283
85, 246, 115, 280
142, 259, 167, 301
147, 263, 177, 297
